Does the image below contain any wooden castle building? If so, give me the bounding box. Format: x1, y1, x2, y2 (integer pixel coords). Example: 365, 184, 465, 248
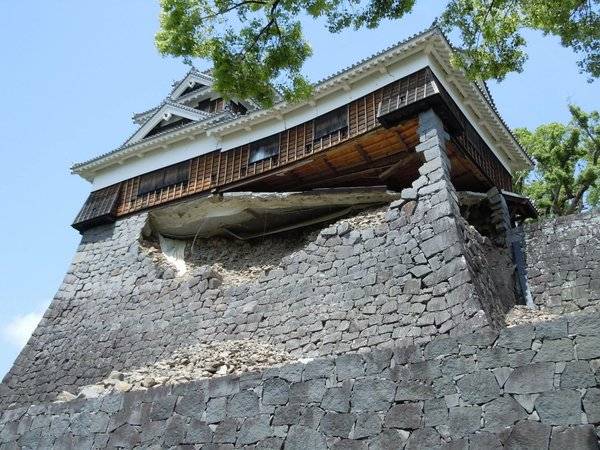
71, 28, 536, 235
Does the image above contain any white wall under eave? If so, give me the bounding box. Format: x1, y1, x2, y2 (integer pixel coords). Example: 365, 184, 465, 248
91, 134, 222, 189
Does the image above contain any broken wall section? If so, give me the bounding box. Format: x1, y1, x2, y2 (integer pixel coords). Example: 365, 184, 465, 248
523, 210, 600, 312
1, 109, 514, 410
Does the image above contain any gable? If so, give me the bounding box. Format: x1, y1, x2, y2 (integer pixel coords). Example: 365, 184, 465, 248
170, 70, 214, 100
125, 103, 211, 145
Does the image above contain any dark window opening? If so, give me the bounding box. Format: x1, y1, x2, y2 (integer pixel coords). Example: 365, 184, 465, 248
195, 98, 224, 114
230, 101, 248, 115
314, 106, 348, 141
181, 83, 205, 96
145, 117, 193, 138
138, 162, 190, 197
249, 135, 280, 164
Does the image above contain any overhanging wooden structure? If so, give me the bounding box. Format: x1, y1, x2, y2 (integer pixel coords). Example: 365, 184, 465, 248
72, 68, 522, 232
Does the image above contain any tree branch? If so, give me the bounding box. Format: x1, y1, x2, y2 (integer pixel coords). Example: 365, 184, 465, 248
197, 0, 266, 22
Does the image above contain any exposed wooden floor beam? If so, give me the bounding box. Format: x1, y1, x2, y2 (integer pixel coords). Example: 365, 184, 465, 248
354, 143, 373, 163
379, 152, 414, 180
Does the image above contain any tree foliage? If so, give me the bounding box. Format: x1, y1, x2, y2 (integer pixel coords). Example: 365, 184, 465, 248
515, 105, 600, 217
155, 0, 599, 106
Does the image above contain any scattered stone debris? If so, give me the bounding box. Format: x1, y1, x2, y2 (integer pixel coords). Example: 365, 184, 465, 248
505, 305, 560, 327
186, 205, 388, 285
57, 340, 297, 402
339, 205, 388, 229
187, 230, 317, 285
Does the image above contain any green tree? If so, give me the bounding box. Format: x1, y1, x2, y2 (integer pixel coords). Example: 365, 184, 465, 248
515, 105, 600, 217
155, 0, 599, 106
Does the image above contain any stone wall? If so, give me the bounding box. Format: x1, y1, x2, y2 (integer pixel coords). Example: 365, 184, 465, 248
0, 110, 514, 410
2, 312, 599, 449
523, 210, 600, 312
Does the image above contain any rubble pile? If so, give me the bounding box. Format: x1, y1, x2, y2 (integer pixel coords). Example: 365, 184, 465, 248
57, 340, 296, 402
505, 305, 560, 326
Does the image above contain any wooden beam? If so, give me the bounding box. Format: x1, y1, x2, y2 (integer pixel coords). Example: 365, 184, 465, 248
221, 158, 313, 191
379, 153, 413, 180
354, 143, 372, 163
393, 129, 408, 151
225, 206, 356, 240
323, 158, 338, 176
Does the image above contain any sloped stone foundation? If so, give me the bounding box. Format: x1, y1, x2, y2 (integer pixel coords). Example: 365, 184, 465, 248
1, 313, 599, 449
1, 110, 514, 410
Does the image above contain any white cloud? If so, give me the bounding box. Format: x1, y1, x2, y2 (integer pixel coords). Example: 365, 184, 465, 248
3, 311, 44, 348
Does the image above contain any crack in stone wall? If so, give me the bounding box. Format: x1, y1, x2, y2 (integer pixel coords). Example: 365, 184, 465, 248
1, 312, 599, 449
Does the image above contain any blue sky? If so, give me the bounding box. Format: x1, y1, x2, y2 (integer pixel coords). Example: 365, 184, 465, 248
0, 1, 598, 379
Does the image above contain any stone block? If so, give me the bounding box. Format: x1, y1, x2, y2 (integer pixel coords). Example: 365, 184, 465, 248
504, 420, 551, 450
504, 363, 555, 394
583, 388, 600, 423
299, 406, 325, 429
496, 325, 535, 350
237, 414, 271, 446
424, 337, 458, 358
424, 398, 448, 427
175, 393, 206, 420
183, 419, 213, 444
209, 376, 240, 398
284, 425, 327, 450
352, 413, 382, 439
405, 427, 442, 450
535, 319, 568, 340
262, 378, 290, 406
321, 386, 350, 413
483, 396, 527, 432
303, 359, 335, 381
385, 402, 423, 429
227, 390, 260, 418
448, 406, 481, 437
206, 397, 227, 423
569, 314, 600, 336
549, 425, 599, 450
335, 354, 365, 380
533, 338, 574, 362
576, 335, 600, 359
370, 429, 411, 450
456, 370, 500, 404
560, 361, 597, 389
535, 390, 582, 425
290, 379, 326, 404
351, 379, 396, 411
273, 405, 301, 426
149, 395, 177, 421
395, 381, 435, 401
320, 412, 354, 437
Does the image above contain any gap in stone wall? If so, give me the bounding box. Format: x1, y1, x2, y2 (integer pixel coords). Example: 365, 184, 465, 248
457, 197, 520, 327
144, 205, 389, 286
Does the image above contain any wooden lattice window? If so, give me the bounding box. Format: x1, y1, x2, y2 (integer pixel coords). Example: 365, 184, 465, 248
138, 162, 189, 196
313, 106, 348, 141
249, 135, 280, 164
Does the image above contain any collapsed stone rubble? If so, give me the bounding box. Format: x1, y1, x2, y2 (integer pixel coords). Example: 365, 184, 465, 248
57, 340, 297, 401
